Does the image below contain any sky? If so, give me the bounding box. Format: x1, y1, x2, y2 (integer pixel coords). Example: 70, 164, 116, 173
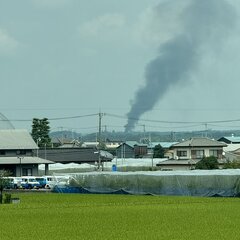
1, 0, 240, 134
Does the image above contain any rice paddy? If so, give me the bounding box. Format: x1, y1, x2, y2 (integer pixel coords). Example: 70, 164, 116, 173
0, 193, 240, 239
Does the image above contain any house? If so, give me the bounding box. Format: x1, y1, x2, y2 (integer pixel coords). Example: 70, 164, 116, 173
147, 142, 178, 158
171, 137, 227, 160
218, 136, 240, 144
116, 141, 178, 159
51, 137, 81, 148
37, 148, 113, 164
222, 143, 240, 162
81, 142, 98, 148
157, 137, 227, 171
105, 139, 122, 149
0, 129, 53, 176
115, 141, 149, 158
58, 139, 81, 148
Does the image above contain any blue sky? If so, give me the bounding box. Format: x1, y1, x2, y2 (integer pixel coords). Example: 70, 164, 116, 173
1, 0, 240, 133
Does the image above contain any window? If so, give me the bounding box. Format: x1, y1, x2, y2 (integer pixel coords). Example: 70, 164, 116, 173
209, 150, 219, 158
196, 150, 204, 159
0, 150, 6, 155
16, 150, 26, 155
177, 151, 187, 157
22, 168, 32, 176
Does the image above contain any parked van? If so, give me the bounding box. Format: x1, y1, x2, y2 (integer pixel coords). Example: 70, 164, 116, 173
20, 176, 40, 189
12, 177, 22, 189
4, 177, 22, 189
42, 176, 58, 189
35, 177, 47, 188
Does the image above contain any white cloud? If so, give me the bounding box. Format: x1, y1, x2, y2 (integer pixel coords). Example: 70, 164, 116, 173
78, 13, 126, 38
0, 28, 19, 55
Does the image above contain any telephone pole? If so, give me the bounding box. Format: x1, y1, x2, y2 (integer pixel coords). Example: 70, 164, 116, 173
98, 112, 104, 170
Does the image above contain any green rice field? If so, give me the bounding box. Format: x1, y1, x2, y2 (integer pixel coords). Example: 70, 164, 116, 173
1, 193, 240, 239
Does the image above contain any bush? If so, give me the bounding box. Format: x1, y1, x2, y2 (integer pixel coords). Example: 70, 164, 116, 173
223, 159, 240, 169
195, 156, 219, 170
4, 193, 11, 204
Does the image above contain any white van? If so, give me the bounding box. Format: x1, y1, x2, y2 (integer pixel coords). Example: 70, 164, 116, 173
20, 176, 40, 189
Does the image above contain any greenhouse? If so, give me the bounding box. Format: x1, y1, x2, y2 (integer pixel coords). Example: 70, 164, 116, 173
53, 169, 240, 197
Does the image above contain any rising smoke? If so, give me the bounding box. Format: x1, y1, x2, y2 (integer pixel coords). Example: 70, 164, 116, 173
125, 0, 236, 132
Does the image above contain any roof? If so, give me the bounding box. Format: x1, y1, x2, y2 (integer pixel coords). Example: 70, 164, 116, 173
223, 144, 240, 152
81, 142, 98, 147
148, 142, 178, 148
0, 129, 38, 150
122, 141, 139, 148
0, 156, 54, 165
171, 137, 227, 148
218, 136, 240, 144
157, 159, 199, 165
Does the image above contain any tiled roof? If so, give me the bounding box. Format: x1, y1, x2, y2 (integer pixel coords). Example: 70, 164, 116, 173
171, 137, 227, 148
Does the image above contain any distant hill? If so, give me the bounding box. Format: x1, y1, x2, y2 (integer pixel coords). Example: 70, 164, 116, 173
50, 129, 240, 143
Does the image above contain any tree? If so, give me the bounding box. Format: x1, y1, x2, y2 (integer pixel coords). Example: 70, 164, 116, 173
0, 170, 11, 204
31, 118, 51, 148
195, 156, 219, 170
153, 144, 165, 158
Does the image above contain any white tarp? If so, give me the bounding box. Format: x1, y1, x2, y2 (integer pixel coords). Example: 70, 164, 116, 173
53, 169, 240, 197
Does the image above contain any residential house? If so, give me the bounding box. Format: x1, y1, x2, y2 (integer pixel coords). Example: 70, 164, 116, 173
218, 136, 240, 144
0, 129, 53, 176
58, 139, 81, 148
147, 142, 178, 158
116, 141, 139, 158
218, 136, 240, 162
116, 141, 178, 159
157, 137, 227, 171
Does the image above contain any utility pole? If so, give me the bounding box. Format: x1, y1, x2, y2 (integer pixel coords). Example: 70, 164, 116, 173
98, 112, 104, 170
204, 123, 208, 137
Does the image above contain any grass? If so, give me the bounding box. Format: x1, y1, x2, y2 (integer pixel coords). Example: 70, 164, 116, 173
1, 193, 240, 239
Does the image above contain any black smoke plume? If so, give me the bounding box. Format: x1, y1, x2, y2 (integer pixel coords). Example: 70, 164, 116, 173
125, 0, 236, 132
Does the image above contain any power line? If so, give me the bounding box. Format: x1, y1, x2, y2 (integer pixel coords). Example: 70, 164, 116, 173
105, 113, 240, 125
0, 113, 99, 122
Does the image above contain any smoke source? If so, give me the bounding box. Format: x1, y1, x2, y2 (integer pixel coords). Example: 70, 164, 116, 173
125, 0, 236, 132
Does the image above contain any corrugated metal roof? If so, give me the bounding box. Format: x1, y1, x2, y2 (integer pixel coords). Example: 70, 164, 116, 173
149, 142, 179, 148
0, 129, 38, 150
0, 156, 54, 164
224, 144, 240, 152
172, 137, 227, 148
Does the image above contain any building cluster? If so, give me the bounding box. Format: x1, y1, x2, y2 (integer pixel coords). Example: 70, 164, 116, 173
1, 129, 240, 176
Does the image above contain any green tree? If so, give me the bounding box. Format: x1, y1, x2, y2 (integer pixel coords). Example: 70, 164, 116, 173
153, 144, 165, 158
195, 156, 219, 170
31, 118, 51, 148
0, 170, 11, 204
